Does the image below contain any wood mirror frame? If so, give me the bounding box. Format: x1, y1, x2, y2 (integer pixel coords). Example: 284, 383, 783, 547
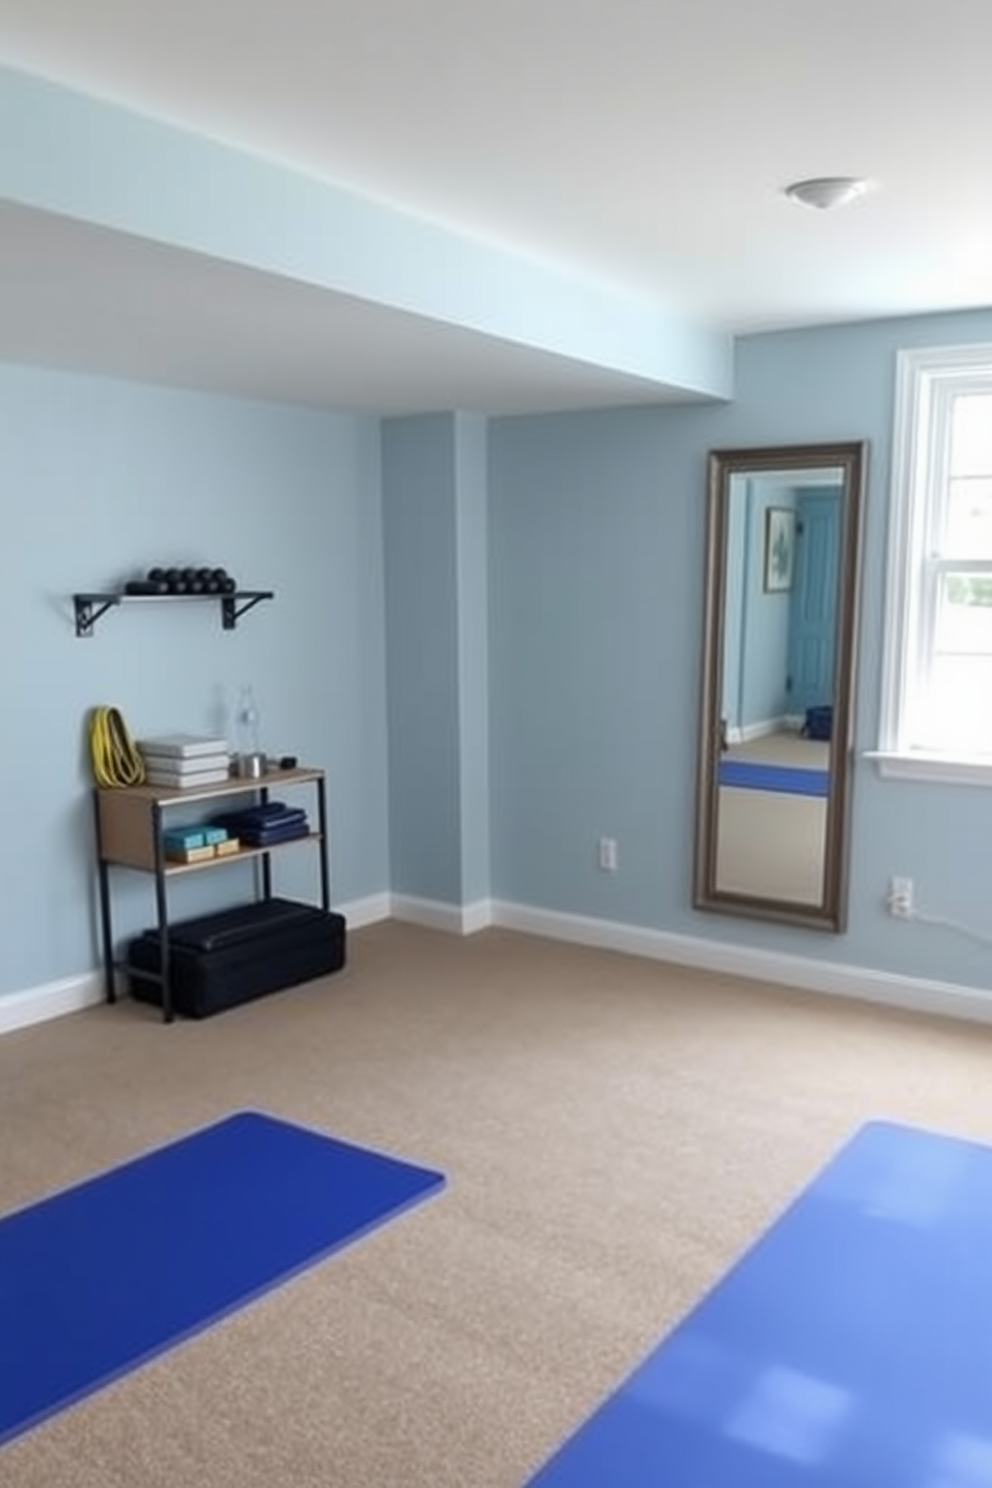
692, 441, 867, 932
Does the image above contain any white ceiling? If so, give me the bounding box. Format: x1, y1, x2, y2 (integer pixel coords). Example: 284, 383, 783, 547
2, 0, 992, 414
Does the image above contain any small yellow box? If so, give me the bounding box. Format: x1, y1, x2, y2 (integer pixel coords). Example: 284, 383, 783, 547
214, 837, 242, 857
165, 843, 216, 864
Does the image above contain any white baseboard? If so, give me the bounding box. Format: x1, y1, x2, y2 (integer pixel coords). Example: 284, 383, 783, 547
337, 892, 392, 929
0, 970, 105, 1036
317, 891, 488, 934
461, 898, 495, 935
727, 717, 791, 745
391, 893, 493, 936
490, 900, 992, 1027
0, 895, 394, 1039
350, 891, 992, 1026
7, 896, 991, 1037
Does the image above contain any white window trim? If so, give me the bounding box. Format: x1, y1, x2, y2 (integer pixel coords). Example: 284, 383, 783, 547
871, 341, 992, 786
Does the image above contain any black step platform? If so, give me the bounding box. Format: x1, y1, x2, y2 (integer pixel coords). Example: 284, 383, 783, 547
128, 897, 346, 1019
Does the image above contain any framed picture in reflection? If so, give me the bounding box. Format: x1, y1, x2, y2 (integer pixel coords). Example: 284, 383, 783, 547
764, 506, 796, 592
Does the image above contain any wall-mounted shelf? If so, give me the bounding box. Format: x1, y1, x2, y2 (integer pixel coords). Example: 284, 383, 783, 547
73, 590, 275, 638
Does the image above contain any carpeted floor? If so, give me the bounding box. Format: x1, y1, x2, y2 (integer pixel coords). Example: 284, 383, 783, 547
716, 730, 830, 902
1, 920, 991, 1487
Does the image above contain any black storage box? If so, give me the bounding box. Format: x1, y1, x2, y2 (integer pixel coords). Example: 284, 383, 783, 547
802, 704, 833, 742
128, 897, 346, 1019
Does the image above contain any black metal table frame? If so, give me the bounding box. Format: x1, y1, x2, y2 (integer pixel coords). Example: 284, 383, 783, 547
94, 772, 330, 1024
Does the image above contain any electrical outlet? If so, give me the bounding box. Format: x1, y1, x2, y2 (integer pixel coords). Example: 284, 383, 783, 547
598, 836, 618, 873
889, 876, 914, 918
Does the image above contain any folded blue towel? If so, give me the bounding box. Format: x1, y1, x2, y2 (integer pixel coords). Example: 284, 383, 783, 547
213, 805, 307, 834
232, 821, 311, 848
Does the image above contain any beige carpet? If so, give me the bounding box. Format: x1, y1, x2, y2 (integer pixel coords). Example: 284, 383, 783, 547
714, 784, 826, 902
716, 730, 830, 902
727, 732, 830, 770
2, 922, 991, 1487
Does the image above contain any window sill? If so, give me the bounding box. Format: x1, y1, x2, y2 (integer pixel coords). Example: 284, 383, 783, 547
864, 749, 992, 786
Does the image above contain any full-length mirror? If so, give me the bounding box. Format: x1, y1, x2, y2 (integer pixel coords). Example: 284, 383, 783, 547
693, 442, 866, 931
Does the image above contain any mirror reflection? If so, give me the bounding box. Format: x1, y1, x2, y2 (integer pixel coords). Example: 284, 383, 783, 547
716, 467, 841, 903
694, 443, 866, 932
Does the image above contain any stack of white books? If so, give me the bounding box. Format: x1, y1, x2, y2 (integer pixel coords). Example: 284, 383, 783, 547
137, 734, 232, 788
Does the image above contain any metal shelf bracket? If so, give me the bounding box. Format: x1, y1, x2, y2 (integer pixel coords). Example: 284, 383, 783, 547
74, 594, 122, 637
73, 591, 274, 637
221, 592, 272, 629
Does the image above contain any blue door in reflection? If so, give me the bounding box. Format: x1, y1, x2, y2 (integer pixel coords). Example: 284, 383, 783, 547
787, 489, 840, 716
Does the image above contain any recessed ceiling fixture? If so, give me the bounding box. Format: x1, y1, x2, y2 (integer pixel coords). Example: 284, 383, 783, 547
784, 176, 873, 210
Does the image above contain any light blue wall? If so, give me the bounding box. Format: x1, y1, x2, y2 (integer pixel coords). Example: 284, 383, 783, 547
489, 308, 992, 994
9, 307, 992, 1009
453, 414, 491, 906
382, 412, 491, 908
382, 416, 463, 903
0, 364, 387, 998
489, 407, 682, 924
739, 479, 795, 730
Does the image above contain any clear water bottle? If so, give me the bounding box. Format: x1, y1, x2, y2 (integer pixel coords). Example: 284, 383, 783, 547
234, 684, 261, 764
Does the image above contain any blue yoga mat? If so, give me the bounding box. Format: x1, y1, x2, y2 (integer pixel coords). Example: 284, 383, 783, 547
0, 1111, 444, 1448
719, 759, 829, 797
528, 1121, 992, 1486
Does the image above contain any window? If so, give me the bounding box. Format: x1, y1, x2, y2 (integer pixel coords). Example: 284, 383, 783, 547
878, 343, 992, 783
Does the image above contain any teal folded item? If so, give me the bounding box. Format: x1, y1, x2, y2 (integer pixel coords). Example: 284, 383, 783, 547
162, 827, 206, 852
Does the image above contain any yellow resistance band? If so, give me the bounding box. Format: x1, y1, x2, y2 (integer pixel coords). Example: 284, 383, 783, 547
89, 706, 146, 788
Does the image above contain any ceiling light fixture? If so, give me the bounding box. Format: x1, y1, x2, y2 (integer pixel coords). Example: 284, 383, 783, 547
784, 176, 872, 211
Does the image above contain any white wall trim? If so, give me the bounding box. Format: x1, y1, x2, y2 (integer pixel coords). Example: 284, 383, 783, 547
725, 717, 787, 745
490, 899, 992, 1026
460, 898, 495, 935
864, 748, 992, 788
8, 896, 991, 1036
0, 896, 394, 1038
878, 342, 992, 762
337, 892, 392, 929
0, 970, 105, 1036
876, 344, 919, 758
391, 893, 493, 936
742, 716, 791, 743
